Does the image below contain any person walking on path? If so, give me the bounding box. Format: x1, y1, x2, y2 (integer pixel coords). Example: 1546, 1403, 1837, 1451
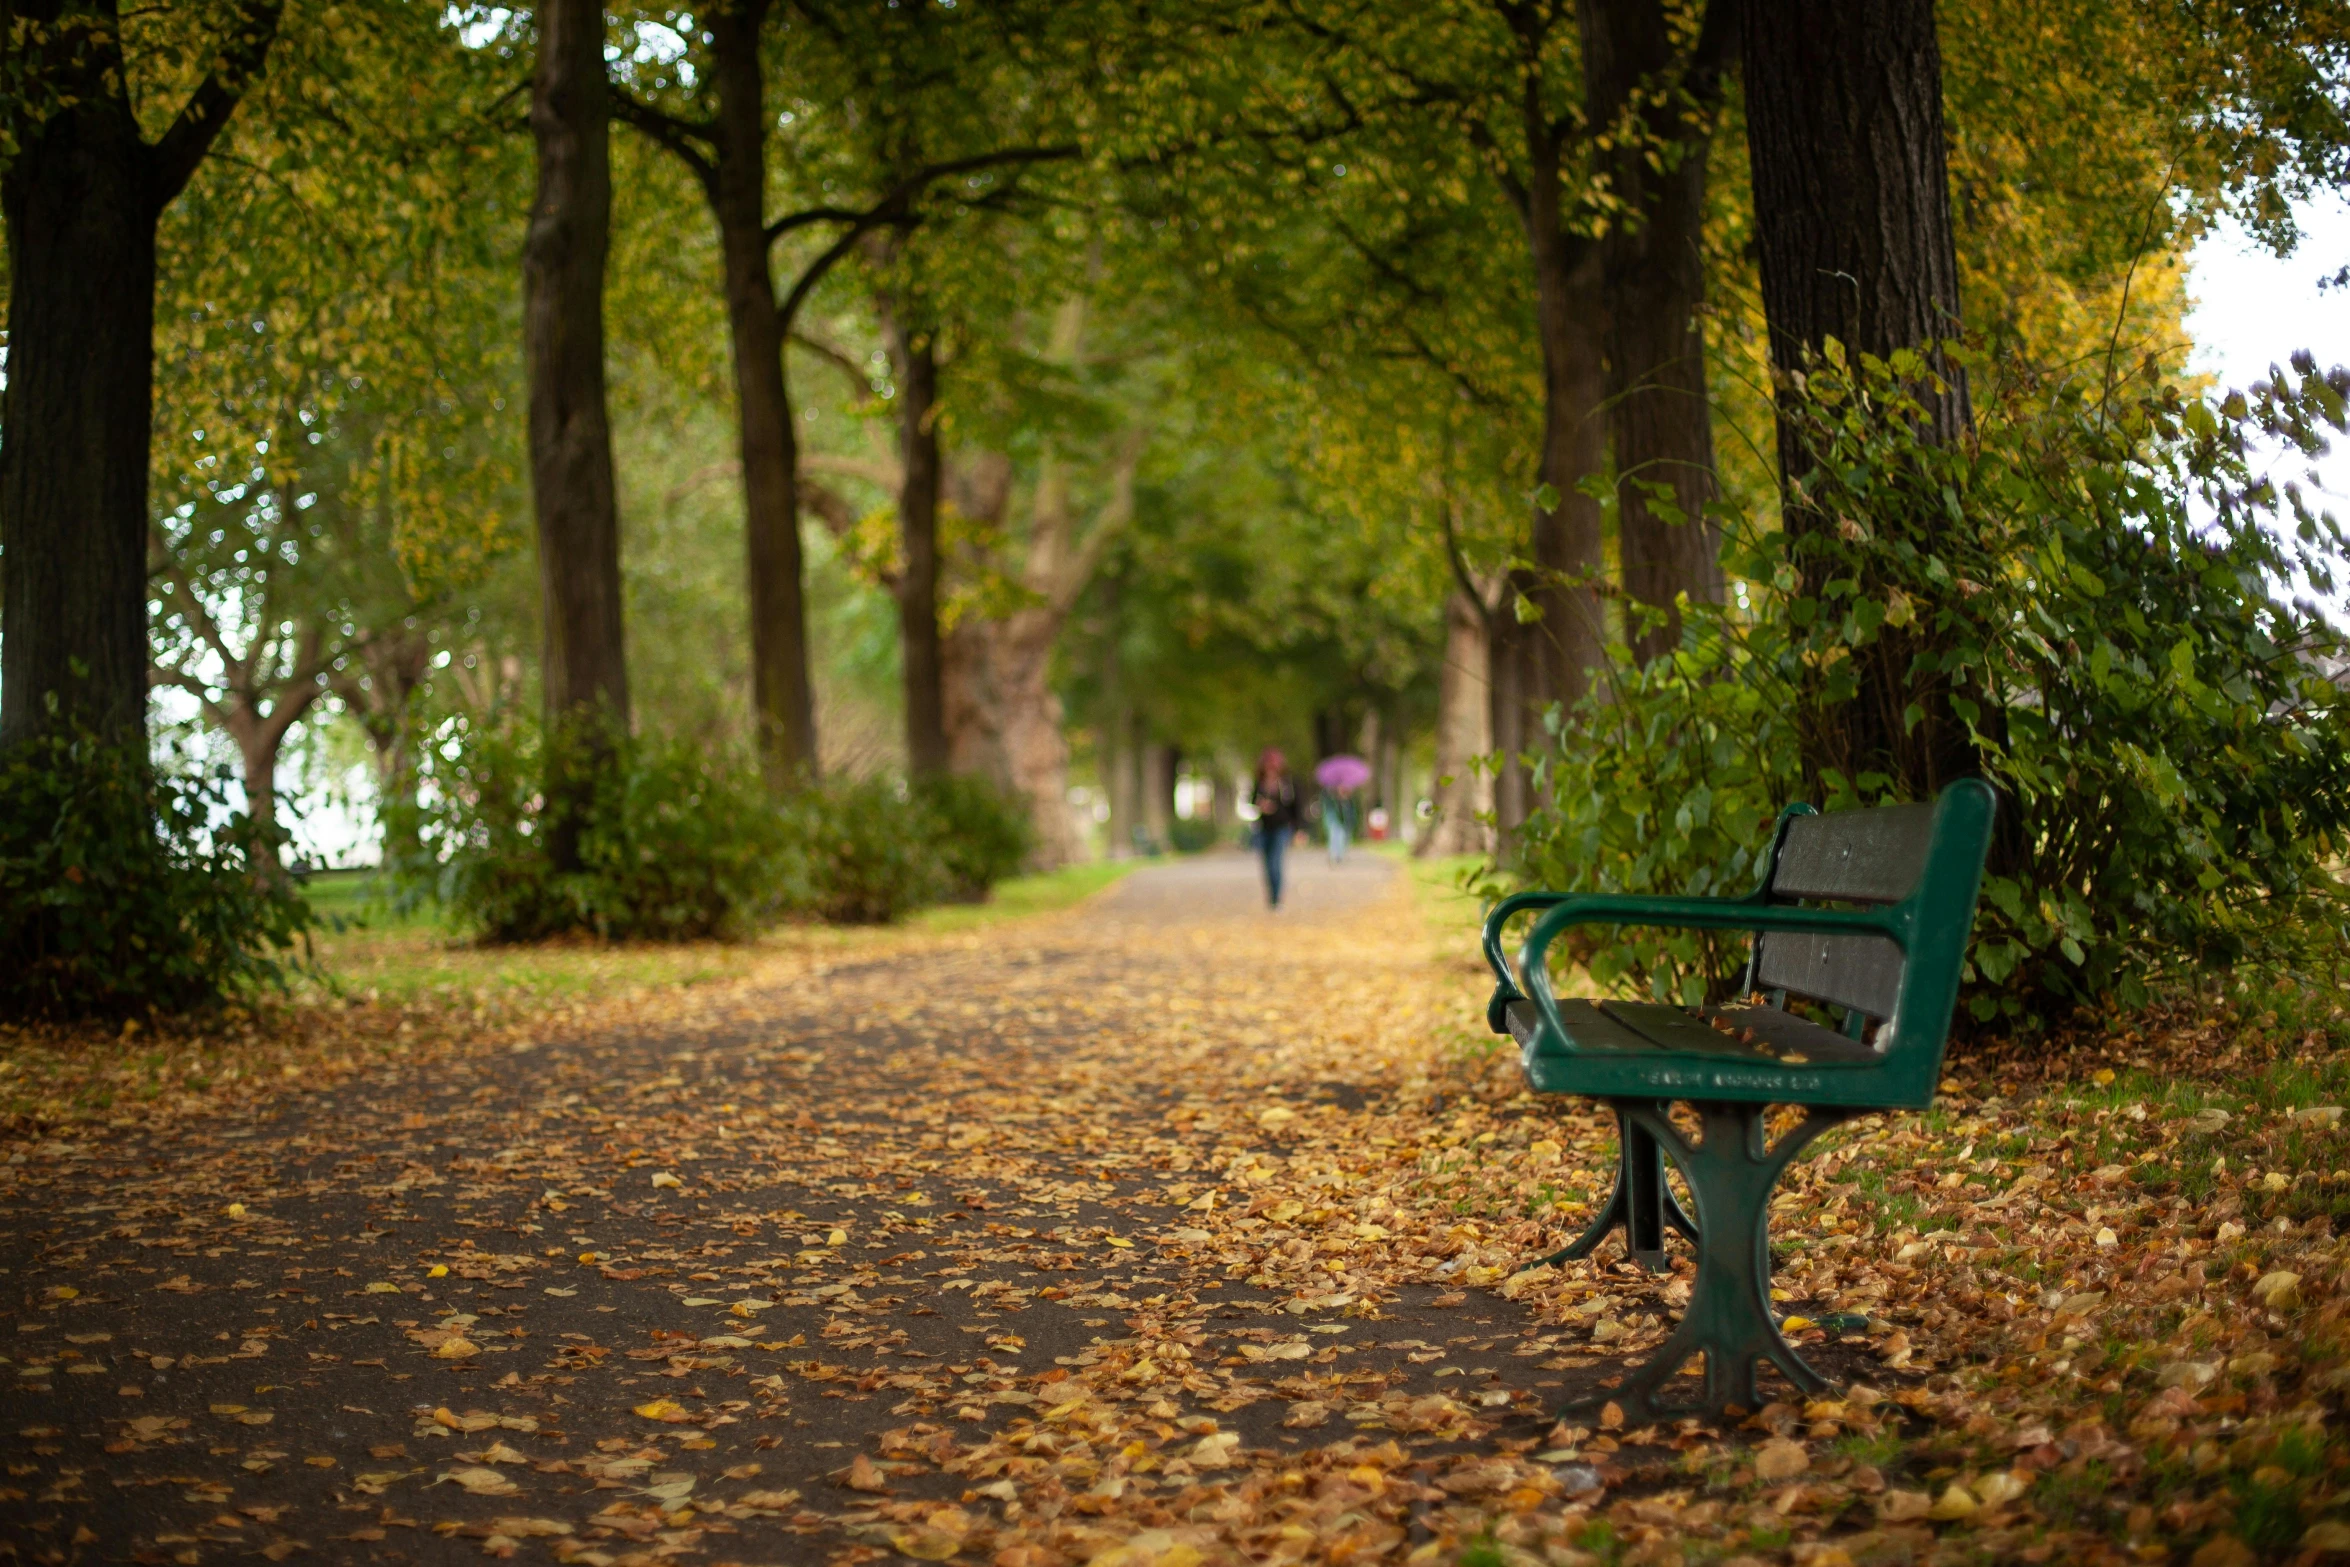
1312, 753, 1370, 868
1324, 788, 1355, 865
1250, 748, 1302, 909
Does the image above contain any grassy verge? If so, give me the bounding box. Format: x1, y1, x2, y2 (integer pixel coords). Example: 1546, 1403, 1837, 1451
911, 857, 1145, 931
0, 855, 1149, 1136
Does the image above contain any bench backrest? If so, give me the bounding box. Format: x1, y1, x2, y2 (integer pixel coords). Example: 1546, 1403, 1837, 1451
1746, 788, 1992, 1051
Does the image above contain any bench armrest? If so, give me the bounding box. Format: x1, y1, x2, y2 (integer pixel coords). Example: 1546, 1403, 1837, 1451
1479, 892, 1572, 1029
1517, 896, 1907, 1058
1481, 888, 1769, 1034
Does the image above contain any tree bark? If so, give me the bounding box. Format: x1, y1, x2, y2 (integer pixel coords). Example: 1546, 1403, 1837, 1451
1583, 0, 1730, 665
1135, 733, 1173, 853
1097, 575, 1137, 857
708, 0, 815, 787
1739, 0, 1975, 796
1486, 604, 1531, 841
879, 299, 948, 775
334, 625, 434, 865
0, 0, 283, 751
943, 608, 1086, 867
1739, 0, 1969, 458
1420, 589, 1493, 857
524, 0, 630, 870
1502, 22, 1607, 836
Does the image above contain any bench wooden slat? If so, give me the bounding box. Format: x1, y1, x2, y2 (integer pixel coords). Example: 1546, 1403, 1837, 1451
1505, 998, 1662, 1058
1698, 1004, 1884, 1064
1770, 802, 1938, 904
1752, 929, 1906, 1020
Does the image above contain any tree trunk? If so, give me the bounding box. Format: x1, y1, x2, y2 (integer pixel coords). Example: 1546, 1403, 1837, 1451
1137, 732, 1173, 853
706, 0, 815, 788
1514, 68, 1607, 834
0, 0, 283, 751
1739, 0, 1974, 796
524, 0, 630, 872
943, 610, 1083, 867
337, 627, 434, 865
1486, 596, 1534, 845
881, 303, 948, 775
1112, 711, 1143, 857
1739, 0, 1968, 456
1421, 589, 1493, 856
1584, 0, 1729, 665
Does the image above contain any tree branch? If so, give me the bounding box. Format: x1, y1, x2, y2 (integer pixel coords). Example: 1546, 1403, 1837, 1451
145, 0, 287, 212
791, 329, 876, 398
610, 88, 719, 195
1051, 431, 1146, 615
766, 143, 1076, 263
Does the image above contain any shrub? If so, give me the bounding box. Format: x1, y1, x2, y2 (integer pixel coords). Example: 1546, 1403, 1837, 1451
398, 719, 1036, 937
0, 724, 312, 1018
1509, 346, 2350, 1023
910, 772, 1035, 898
790, 775, 952, 923
399, 717, 796, 942
1169, 816, 1223, 855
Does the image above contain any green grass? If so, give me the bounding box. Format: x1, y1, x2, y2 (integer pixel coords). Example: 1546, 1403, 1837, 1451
296, 856, 1146, 1009
911, 858, 1143, 930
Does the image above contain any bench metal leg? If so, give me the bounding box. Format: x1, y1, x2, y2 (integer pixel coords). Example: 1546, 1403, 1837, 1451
1519, 1103, 1697, 1276
1578, 1099, 1853, 1423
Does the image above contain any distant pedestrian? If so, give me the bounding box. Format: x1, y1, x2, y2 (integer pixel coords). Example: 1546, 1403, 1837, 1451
1250, 748, 1301, 909
1311, 753, 1371, 869
1324, 788, 1354, 865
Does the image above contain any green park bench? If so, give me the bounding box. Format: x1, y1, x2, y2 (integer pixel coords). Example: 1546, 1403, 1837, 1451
1479, 780, 1997, 1420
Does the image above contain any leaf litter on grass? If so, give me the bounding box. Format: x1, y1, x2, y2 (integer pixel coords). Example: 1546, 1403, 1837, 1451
1, 860, 2348, 1565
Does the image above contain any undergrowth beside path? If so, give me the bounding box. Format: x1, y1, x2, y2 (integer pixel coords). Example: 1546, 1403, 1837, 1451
0, 853, 2343, 1567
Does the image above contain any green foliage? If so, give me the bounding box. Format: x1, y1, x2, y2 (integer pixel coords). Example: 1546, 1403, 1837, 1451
786, 776, 954, 926
397, 718, 1036, 939
1511, 347, 2350, 1022
0, 727, 313, 1019
1169, 817, 1225, 854
910, 772, 1036, 901
398, 718, 797, 943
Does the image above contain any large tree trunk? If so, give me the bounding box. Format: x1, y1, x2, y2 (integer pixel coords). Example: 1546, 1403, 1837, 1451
881, 304, 948, 775
0, 0, 282, 751
1097, 576, 1138, 857
707, 0, 816, 787
1486, 606, 1532, 843
1740, 0, 1968, 454
1421, 589, 1493, 856
1512, 67, 1608, 837
942, 611, 1084, 867
524, 0, 630, 872
1739, 0, 1973, 796
1584, 0, 1730, 665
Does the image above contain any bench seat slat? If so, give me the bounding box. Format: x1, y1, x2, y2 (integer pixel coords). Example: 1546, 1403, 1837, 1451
1507, 999, 1880, 1067
1752, 930, 1906, 1020
1698, 1003, 1883, 1064
1771, 803, 1938, 904
1505, 998, 1658, 1058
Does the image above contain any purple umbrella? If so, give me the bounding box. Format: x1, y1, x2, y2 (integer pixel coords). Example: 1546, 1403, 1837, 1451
1315, 753, 1372, 794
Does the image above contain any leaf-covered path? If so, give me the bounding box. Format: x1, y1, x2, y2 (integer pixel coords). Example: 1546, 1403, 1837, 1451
0, 854, 1558, 1564
6, 853, 2349, 1566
